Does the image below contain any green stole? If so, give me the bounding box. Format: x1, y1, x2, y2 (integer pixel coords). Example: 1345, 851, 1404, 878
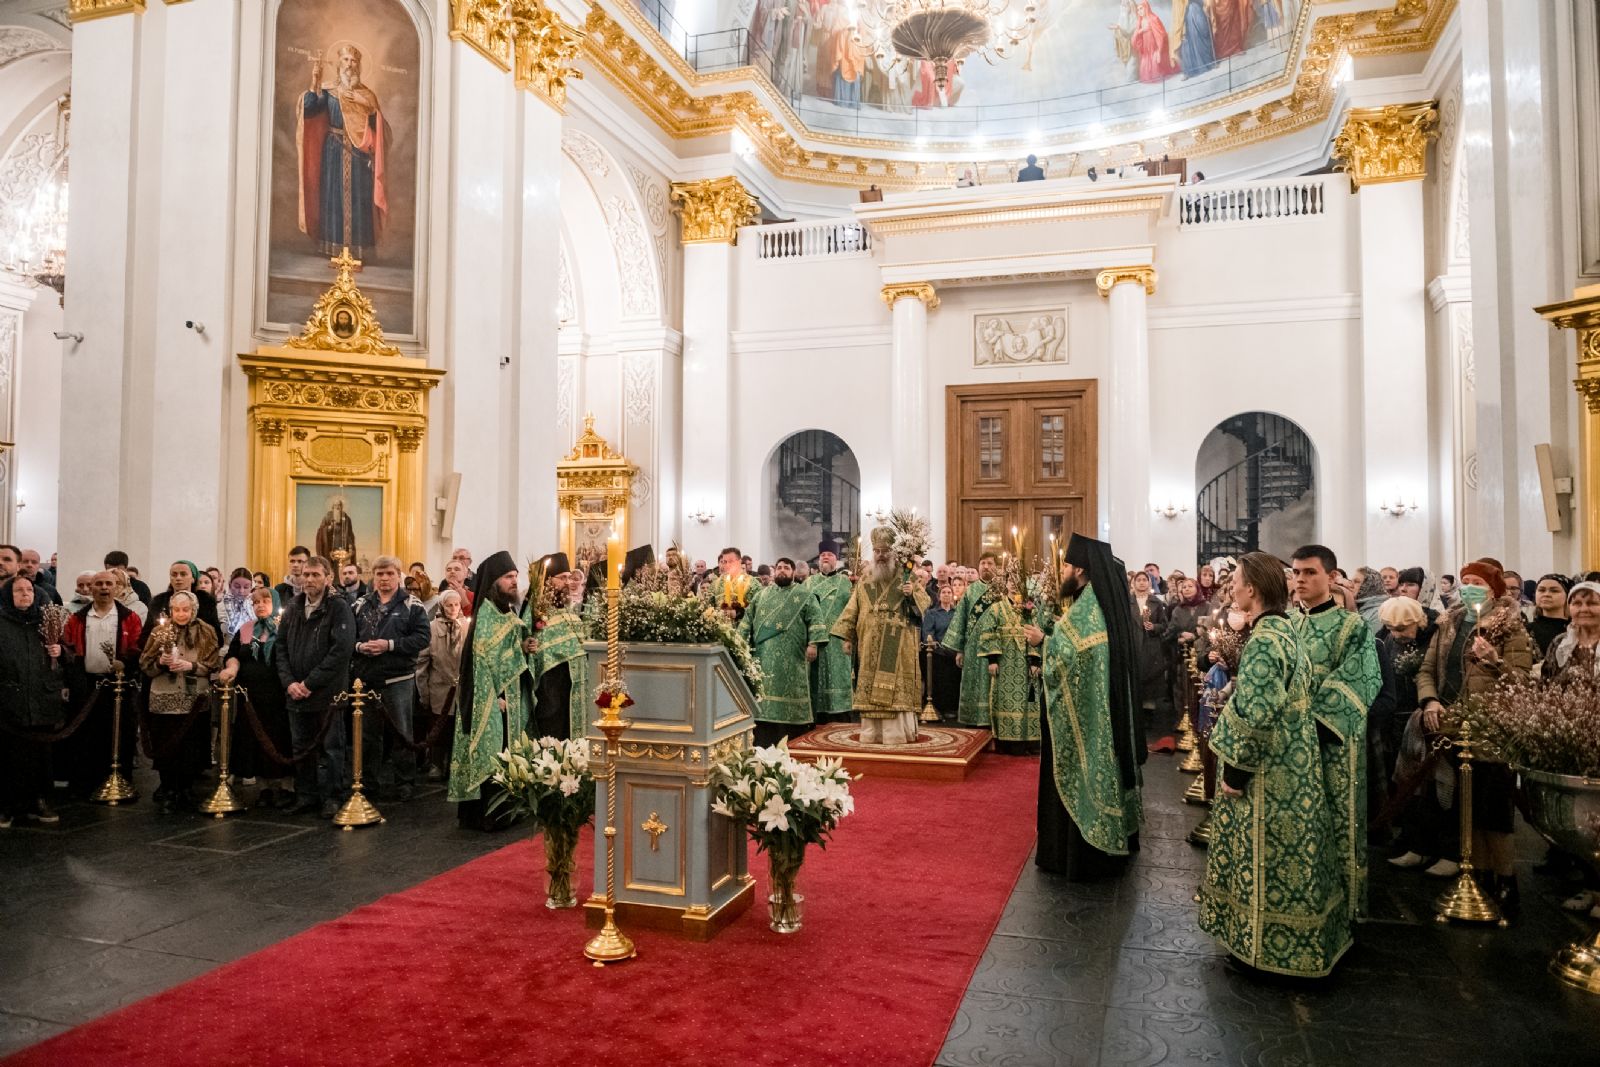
447, 599, 531, 802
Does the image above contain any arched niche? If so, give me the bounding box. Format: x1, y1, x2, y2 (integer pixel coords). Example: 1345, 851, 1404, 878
1194, 412, 1317, 564
763, 430, 862, 564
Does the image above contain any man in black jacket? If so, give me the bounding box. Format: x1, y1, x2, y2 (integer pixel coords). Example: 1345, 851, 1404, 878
275, 555, 356, 819
351, 556, 431, 801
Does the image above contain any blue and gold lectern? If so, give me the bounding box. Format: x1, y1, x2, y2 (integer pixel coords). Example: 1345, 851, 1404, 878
584, 642, 756, 940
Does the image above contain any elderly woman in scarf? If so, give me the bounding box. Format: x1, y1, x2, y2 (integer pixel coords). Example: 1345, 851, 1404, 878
140, 590, 221, 812
218, 585, 295, 808
0, 576, 65, 827
148, 560, 223, 645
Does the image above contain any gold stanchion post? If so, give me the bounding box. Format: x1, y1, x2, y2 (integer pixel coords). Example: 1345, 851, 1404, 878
919, 636, 939, 724
585, 539, 636, 966
199, 681, 246, 817
91, 660, 137, 805
1435, 719, 1505, 926
334, 680, 384, 830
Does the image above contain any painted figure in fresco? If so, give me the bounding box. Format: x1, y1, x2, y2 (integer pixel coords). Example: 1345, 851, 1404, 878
1210, 0, 1255, 62
315, 498, 357, 564
1131, 1, 1179, 83
1171, 0, 1219, 79
298, 44, 389, 258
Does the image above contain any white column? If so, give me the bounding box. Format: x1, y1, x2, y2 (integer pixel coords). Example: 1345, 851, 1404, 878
513, 91, 563, 556
883, 283, 935, 518
1098, 267, 1154, 564
680, 241, 735, 558
615, 325, 685, 551
1357, 178, 1431, 567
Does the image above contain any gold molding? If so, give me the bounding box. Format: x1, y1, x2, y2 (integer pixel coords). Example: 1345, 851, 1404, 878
449, 0, 513, 71
669, 176, 760, 245
578, 0, 1456, 190
1332, 101, 1439, 189
1095, 267, 1158, 297
285, 248, 401, 358
514, 3, 586, 112
880, 283, 939, 311
1535, 286, 1600, 568
67, 0, 144, 21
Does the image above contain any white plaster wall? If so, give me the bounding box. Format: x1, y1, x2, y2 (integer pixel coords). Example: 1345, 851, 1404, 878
14, 297, 61, 551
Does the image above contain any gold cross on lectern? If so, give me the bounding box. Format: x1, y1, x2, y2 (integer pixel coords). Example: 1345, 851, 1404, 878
641, 811, 668, 851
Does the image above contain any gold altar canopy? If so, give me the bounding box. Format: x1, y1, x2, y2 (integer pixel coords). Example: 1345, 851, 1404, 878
238, 250, 444, 574
557, 415, 637, 568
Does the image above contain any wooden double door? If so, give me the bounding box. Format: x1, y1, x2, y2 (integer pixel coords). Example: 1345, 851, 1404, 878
945, 380, 1098, 565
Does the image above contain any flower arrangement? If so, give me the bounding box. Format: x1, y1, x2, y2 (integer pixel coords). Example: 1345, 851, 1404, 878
593, 678, 635, 718
583, 584, 763, 696
490, 734, 596, 908
885, 507, 932, 573
39, 603, 71, 649
1460, 672, 1600, 777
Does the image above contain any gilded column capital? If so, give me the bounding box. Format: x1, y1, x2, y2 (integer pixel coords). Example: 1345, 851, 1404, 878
1095, 266, 1157, 297
513, 1, 586, 112
1332, 102, 1438, 189
450, 0, 514, 71
67, 0, 145, 22
395, 426, 425, 453
670, 177, 761, 245
880, 282, 939, 311
255, 416, 287, 447
1536, 286, 1600, 415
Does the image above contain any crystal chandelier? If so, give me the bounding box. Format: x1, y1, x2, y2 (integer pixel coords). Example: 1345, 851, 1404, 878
853, 0, 1036, 102
3, 95, 69, 303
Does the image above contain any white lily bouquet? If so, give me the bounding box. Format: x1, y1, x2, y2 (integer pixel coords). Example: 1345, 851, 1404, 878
491, 734, 596, 908
711, 740, 855, 932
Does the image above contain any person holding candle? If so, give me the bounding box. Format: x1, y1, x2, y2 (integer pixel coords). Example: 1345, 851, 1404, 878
147, 561, 223, 646
139, 590, 221, 813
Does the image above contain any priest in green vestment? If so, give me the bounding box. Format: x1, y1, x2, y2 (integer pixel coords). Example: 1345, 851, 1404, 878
942, 553, 997, 726
1290, 545, 1381, 921
449, 551, 537, 830
807, 540, 855, 723
831, 527, 930, 745
1035, 534, 1143, 879
529, 553, 591, 741
975, 594, 1040, 752
704, 546, 760, 623
740, 557, 829, 745
1201, 552, 1351, 977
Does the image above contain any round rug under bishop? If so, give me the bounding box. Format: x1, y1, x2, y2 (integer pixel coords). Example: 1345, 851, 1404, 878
806, 723, 975, 755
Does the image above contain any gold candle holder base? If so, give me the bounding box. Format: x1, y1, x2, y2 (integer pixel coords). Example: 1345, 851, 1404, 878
199, 683, 246, 818
1177, 747, 1205, 773
334, 680, 383, 831
91, 771, 137, 806
1183, 774, 1209, 805
198, 779, 246, 818
1434, 869, 1505, 926
919, 699, 940, 724
333, 791, 385, 830
1551, 929, 1600, 994
583, 918, 638, 966
1186, 811, 1212, 847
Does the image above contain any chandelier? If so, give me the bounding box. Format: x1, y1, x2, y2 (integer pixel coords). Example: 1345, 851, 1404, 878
853, 0, 1036, 102
3, 95, 69, 303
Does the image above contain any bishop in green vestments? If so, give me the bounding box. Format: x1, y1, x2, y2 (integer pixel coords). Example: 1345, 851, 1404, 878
1291, 547, 1381, 921
831, 528, 931, 745
807, 540, 855, 722
529, 553, 591, 741
449, 551, 537, 829
1202, 552, 1350, 977
1036, 534, 1143, 879
740, 557, 828, 744
942, 554, 997, 726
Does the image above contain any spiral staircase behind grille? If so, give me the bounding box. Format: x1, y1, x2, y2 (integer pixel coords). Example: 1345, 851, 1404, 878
1196, 413, 1315, 562
774, 430, 859, 550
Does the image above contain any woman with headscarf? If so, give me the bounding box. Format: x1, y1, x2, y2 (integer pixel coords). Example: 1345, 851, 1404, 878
1544, 581, 1600, 680
219, 568, 256, 638
1352, 566, 1390, 635
1529, 574, 1571, 659
0, 576, 65, 826
111, 567, 148, 624
218, 585, 294, 808
416, 586, 468, 782
139, 590, 221, 812
147, 561, 223, 645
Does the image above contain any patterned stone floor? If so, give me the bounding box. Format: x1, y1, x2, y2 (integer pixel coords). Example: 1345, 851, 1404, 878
936, 754, 1600, 1067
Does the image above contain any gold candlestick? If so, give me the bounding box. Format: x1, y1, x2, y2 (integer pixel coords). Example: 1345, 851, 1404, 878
91, 660, 138, 805
334, 679, 384, 830
585, 582, 637, 966
1435, 719, 1505, 925
199, 681, 246, 817
919, 636, 939, 723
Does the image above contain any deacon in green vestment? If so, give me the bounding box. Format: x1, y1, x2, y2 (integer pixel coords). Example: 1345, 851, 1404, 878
740, 557, 828, 745
942, 554, 997, 726
449, 552, 537, 830
975, 595, 1040, 750
1202, 552, 1351, 977
831, 527, 931, 745
1290, 545, 1382, 921
1035, 534, 1144, 880
529, 553, 591, 741
807, 540, 855, 722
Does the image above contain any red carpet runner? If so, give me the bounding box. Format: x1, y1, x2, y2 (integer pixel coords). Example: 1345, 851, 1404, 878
7, 757, 1037, 1067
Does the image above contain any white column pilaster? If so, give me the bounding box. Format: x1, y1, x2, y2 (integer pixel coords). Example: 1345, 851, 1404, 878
1098, 267, 1154, 564
680, 242, 735, 558
615, 325, 685, 552
514, 92, 563, 555
882, 282, 936, 519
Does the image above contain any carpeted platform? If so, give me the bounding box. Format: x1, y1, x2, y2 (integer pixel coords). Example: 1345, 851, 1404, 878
787, 723, 992, 781
4, 756, 1037, 1067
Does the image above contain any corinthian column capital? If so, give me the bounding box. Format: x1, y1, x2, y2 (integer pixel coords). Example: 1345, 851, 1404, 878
1333, 102, 1439, 190
670, 177, 761, 245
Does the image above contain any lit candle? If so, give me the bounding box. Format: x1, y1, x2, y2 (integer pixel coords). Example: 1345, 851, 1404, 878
606, 532, 623, 590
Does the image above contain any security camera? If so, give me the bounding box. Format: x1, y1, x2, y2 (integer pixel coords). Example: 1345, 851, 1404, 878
185, 320, 206, 335
53, 330, 83, 343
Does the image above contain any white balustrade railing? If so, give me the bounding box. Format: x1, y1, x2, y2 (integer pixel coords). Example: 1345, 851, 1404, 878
755, 218, 873, 260
1178, 179, 1328, 227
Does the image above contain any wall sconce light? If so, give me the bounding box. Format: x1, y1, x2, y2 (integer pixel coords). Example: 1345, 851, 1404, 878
1377, 495, 1420, 517
688, 504, 717, 525
1153, 501, 1189, 519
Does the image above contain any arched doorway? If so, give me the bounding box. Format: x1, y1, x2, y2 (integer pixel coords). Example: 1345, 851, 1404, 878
1195, 413, 1317, 563
766, 431, 860, 562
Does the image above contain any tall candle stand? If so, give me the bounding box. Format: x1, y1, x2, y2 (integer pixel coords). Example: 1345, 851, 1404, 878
199, 680, 246, 817
585, 549, 636, 966
334, 680, 385, 830
919, 636, 939, 723
91, 660, 138, 805
1435, 718, 1505, 926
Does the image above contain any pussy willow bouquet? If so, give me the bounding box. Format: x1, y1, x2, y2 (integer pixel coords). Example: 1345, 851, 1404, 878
711, 740, 855, 873
1459, 672, 1600, 777
886, 508, 932, 573
40, 603, 71, 648
489, 733, 596, 836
